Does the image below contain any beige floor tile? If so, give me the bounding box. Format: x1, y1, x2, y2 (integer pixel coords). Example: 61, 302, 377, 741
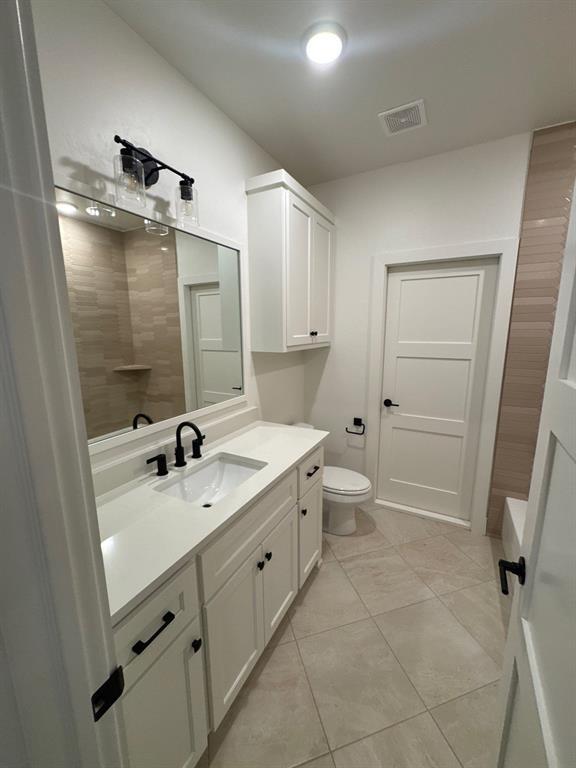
324, 510, 392, 560
374, 599, 501, 707
272, 614, 295, 646
398, 535, 493, 595
322, 538, 336, 562
341, 547, 435, 615
431, 682, 501, 768
296, 754, 336, 768
365, 505, 457, 545
445, 529, 505, 577
440, 581, 510, 666
298, 619, 425, 749
290, 561, 369, 639
332, 713, 460, 768
209, 642, 329, 768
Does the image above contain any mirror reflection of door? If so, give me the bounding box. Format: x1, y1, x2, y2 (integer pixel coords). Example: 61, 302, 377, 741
187, 284, 243, 408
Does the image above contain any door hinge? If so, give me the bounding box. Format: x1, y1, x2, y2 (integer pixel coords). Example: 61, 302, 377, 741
91, 666, 124, 722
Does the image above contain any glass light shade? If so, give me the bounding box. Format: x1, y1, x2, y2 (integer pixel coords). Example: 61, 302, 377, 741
144, 219, 169, 236
176, 182, 199, 227
114, 153, 146, 209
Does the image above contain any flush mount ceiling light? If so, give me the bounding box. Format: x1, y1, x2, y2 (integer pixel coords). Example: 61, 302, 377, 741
303, 22, 346, 64
56, 201, 78, 216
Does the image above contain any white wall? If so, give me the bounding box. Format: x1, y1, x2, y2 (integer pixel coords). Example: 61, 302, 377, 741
31, 0, 306, 425
306, 134, 531, 471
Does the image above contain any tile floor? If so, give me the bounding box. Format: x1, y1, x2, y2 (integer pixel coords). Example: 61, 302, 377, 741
206, 504, 510, 768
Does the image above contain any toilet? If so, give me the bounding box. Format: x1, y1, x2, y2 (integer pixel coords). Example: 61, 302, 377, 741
322, 466, 372, 535
294, 423, 372, 536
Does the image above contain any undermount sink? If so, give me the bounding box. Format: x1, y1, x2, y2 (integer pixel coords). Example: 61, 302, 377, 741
155, 453, 267, 507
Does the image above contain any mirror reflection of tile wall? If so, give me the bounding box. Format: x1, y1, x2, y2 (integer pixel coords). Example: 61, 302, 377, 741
56, 190, 242, 442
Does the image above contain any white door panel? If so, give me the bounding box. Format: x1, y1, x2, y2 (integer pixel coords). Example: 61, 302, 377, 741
378, 260, 497, 521
262, 507, 298, 643
310, 217, 333, 343
498, 192, 576, 767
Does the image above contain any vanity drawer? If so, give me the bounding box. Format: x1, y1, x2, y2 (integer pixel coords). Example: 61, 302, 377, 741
114, 560, 199, 689
298, 447, 324, 498
199, 471, 297, 601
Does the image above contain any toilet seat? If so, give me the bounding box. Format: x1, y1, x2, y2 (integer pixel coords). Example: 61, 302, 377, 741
323, 466, 371, 496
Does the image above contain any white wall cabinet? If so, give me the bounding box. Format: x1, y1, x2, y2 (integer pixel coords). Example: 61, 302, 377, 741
247, 170, 335, 352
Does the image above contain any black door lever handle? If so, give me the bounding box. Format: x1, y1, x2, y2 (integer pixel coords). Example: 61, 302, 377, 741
498, 557, 526, 595
383, 398, 399, 408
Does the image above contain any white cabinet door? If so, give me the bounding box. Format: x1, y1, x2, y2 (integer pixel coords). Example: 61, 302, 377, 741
310, 216, 333, 343
299, 481, 323, 587
286, 192, 313, 347
262, 506, 298, 643
121, 615, 208, 768
204, 546, 265, 728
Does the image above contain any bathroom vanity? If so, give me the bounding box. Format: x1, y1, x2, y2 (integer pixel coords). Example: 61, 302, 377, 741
97, 423, 326, 768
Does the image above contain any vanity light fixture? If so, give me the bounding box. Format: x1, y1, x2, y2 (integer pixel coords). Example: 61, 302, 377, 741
303, 22, 346, 64
113, 135, 197, 223
56, 201, 78, 216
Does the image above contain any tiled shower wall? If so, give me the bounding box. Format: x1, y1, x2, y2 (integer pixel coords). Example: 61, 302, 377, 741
487, 122, 576, 536
60, 217, 185, 439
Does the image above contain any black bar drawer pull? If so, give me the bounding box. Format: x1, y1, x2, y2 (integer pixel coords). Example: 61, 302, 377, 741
498, 557, 526, 595
132, 611, 176, 655
306, 465, 320, 478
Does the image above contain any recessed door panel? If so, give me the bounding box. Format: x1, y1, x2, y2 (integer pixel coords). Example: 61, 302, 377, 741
395, 357, 470, 421
286, 193, 312, 346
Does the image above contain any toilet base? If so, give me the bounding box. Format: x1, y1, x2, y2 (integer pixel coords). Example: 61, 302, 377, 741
323, 499, 357, 536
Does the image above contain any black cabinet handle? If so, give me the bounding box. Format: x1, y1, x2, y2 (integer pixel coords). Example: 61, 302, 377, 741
309, 330, 318, 337
132, 611, 175, 655
191, 638, 202, 654
257, 560, 265, 571
383, 398, 399, 408
232, 386, 242, 391
498, 557, 526, 595
265, 551, 272, 561
306, 465, 320, 478
301, 508, 308, 516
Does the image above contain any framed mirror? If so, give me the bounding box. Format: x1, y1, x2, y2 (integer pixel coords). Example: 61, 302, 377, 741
55, 188, 244, 443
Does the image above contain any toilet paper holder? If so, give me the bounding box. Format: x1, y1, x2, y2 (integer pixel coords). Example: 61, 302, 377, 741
346, 417, 366, 436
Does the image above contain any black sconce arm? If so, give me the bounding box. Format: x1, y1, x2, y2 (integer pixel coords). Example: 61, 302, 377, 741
114, 135, 194, 187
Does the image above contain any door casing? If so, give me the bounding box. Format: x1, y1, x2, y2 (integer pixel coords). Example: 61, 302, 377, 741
365, 239, 520, 535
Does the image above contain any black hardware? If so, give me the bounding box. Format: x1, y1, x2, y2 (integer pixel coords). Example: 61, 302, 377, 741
232, 386, 242, 391
306, 465, 320, 479
146, 453, 168, 477
383, 398, 399, 408
309, 330, 318, 337
498, 556, 526, 596
91, 666, 124, 722
346, 417, 366, 436
132, 611, 175, 655
132, 412, 153, 430
191, 638, 203, 654
175, 421, 204, 465
301, 508, 308, 516
257, 560, 265, 571
114, 135, 194, 191
265, 551, 273, 561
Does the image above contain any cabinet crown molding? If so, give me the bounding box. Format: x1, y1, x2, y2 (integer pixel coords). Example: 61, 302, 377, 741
246, 169, 335, 225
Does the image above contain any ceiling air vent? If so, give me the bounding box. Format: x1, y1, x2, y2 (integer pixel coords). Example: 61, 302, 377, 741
378, 99, 427, 136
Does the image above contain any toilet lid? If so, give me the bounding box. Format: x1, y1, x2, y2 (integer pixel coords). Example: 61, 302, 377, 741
323, 466, 371, 494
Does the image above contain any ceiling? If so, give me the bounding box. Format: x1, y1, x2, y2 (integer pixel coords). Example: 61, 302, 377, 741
105, 0, 576, 186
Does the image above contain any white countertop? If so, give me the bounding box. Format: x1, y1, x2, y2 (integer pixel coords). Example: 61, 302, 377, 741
97, 422, 328, 625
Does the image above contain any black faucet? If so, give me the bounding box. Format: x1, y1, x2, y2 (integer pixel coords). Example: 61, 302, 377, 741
146, 453, 168, 477
174, 421, 204, 466
132, 412, 153, 430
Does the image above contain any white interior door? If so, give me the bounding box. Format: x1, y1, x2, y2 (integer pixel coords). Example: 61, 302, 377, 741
189, 285, 243, 407
497, 192, 576, 768
286, 192, 312, 346
377, 259, 497, 521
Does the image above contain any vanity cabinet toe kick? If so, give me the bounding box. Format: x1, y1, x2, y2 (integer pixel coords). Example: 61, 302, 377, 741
112, 446, 324, 766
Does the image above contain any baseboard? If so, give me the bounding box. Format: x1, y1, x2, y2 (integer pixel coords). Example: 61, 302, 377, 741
371, 498, 471, 530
